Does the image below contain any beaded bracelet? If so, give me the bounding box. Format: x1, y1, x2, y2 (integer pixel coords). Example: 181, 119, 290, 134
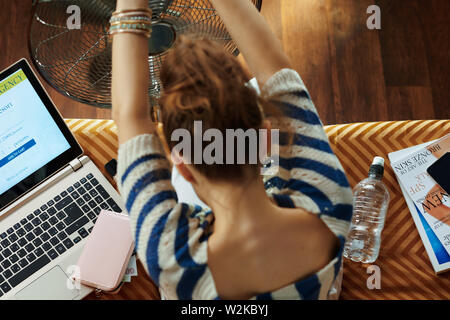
109, 15, 152, 24
109, 22, 152, 36
109, 8, 153, 38
109, 29, 151, 38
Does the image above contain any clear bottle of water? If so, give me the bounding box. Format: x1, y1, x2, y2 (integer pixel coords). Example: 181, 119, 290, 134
344, 156, 390, 263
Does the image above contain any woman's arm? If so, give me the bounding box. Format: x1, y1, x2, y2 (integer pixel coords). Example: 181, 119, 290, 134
111, 0, 155, 145
210, 0, 292, 86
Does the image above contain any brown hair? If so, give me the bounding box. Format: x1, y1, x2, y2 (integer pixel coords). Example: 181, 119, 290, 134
159, 36, 278, 181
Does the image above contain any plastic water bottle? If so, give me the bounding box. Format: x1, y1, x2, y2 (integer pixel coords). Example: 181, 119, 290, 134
344, 156, 390, 263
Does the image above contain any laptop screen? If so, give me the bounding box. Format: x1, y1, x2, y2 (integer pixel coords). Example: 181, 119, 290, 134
0, 59, 83, 210
0, 69, 71, 195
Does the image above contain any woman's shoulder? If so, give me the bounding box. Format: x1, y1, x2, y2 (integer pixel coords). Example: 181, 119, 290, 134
261, 68, 306, 100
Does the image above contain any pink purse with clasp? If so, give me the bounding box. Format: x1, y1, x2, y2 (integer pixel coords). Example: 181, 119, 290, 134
74, 210, 134, 293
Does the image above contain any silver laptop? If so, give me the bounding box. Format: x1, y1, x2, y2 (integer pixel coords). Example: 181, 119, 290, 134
0, 58, 125, 300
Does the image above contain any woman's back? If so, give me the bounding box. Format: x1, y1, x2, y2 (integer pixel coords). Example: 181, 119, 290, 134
208, 205, 340, 299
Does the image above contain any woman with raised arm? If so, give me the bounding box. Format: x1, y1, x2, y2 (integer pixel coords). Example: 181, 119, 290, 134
112, 0, 353, 300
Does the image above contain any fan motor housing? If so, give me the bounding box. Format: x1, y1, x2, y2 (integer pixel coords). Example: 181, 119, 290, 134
148, 22, 176, 56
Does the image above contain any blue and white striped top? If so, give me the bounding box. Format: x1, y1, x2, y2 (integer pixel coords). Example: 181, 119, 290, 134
117, 69, 353, 300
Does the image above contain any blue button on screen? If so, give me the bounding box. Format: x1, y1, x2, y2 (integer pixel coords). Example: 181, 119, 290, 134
0, 139, 36, 168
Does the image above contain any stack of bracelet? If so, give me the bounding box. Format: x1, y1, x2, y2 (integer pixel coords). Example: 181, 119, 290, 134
109, 8, 153, 38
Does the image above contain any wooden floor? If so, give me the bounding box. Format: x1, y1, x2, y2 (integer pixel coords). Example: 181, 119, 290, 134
0, 0, 448, 125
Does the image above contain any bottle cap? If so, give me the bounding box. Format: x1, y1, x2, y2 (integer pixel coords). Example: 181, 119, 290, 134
369, 156, 385, 179
372, 156, 385, 167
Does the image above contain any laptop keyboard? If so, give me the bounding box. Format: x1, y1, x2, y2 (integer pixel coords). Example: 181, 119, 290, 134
0, 173, 122, 297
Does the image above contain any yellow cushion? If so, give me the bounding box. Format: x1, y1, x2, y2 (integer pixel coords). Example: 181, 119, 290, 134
324, 120, 450, 300
66, 119, 450, 300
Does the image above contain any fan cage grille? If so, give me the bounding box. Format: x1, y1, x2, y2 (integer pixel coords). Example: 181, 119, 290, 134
29, 0, 262, 108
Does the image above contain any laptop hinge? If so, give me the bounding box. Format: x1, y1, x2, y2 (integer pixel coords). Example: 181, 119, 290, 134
69, 158, 83, 172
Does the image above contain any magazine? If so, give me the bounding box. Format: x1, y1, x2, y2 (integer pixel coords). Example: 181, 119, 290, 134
389, 134, 450, 274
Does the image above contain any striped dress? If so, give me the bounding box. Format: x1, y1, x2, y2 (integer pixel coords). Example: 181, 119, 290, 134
117, 69, 354, 300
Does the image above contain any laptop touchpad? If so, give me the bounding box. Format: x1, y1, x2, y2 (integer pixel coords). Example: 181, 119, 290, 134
15, 266, 79, 300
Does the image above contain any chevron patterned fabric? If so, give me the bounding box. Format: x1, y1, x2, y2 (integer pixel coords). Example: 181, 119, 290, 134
65, 119, 450, 300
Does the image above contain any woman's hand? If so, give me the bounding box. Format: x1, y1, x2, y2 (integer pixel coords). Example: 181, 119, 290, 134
210, 0, 291, 86
112, 0, 156, 145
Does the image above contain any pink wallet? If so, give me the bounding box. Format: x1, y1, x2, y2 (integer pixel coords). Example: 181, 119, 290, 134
75, 210, 135, 292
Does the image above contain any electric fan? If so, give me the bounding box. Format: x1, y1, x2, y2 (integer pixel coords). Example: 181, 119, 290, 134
29, 0, 263, 108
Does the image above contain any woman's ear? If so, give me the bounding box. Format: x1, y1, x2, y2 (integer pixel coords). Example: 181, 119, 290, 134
176, 163, 196, 184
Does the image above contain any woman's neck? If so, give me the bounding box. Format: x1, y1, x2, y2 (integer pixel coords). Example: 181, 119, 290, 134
202, 177, 278, 236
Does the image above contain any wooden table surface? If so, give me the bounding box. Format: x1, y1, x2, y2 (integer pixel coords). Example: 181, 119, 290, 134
0, 0, 448, 124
